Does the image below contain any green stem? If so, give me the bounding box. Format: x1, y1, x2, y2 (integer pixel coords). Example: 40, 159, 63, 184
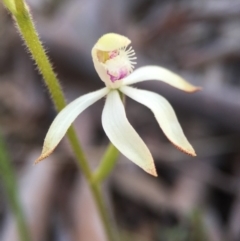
0, 135, 31, 241
14, 7, 66, 112
14, 0, 25, 13
13, 3, 93, 180
2, 0, 16, 14
2, 1, 117, 240
91, 183, 116, 241
92, 144, 119, 183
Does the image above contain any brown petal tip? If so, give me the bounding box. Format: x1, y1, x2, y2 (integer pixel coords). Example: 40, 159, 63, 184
151, 171, 158, 177
146, 165, 158, 177
34, 151, 52, 165
187, 151, 197, 157
189, 86, 202, 93
181, 148, 196, 157
173, 143, 197, 157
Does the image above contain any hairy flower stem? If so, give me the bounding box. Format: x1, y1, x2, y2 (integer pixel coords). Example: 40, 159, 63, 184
3, 0, 117, 240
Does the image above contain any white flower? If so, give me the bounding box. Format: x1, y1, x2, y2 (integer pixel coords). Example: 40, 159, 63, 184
35, 33, 201, 176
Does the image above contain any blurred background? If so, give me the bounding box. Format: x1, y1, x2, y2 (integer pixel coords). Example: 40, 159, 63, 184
1, 0, 240, 240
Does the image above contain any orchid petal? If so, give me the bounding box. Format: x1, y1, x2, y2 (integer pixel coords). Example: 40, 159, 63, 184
120, 86, 196, 156
35, 87, 109, 164
102, 90, 157, 176
122, 66, 201, 92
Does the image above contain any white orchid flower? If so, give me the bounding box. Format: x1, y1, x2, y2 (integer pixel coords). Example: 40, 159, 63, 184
35, 33, 201, 176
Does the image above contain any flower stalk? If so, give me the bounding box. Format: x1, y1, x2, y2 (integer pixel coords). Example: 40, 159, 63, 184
92, 143, 119, 183
14, 0, 25, 13
2, 1, 117, 240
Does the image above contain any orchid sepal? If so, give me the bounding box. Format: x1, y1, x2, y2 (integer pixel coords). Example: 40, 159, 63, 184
122, 66, 201, 93
120, 86, 196, 156
102, 90, 157, 176
35, 87, 109, 164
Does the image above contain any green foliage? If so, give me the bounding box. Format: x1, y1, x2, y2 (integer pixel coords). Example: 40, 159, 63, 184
157, 210, 209, 241
0, 135, 30, 241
